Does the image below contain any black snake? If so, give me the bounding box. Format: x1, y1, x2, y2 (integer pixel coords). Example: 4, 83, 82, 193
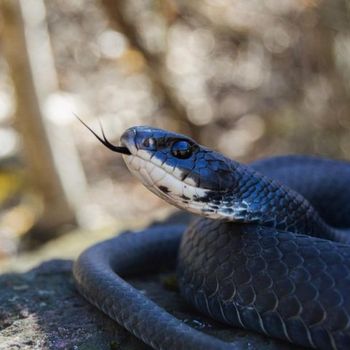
73, 125, 350, 349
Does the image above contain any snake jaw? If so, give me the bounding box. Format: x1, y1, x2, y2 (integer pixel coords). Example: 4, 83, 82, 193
123, 152, 229, 219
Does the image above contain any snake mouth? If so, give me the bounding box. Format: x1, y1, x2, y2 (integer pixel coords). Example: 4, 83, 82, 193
118, 147, 131, 155
117, 141, 131, 155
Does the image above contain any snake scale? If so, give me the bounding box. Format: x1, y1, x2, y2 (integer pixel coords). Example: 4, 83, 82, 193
73, 125, 350, 350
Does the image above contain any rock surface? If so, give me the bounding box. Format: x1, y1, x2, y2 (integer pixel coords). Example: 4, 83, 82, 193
0, 256, 299, 350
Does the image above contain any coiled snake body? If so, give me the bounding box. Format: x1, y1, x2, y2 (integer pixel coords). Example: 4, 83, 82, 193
73, 126, 350, 349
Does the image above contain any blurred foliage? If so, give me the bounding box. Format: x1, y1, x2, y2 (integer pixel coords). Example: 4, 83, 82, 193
52, 0, 350, 224
0, 169, 22, 204
0, 165, 39, 259
0, 0, 350, 261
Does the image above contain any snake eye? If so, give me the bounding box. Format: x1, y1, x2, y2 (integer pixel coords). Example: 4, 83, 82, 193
143, 137, 156, 149
171, 140, 193, 159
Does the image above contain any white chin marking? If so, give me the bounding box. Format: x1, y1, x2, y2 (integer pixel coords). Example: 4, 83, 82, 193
124, 153, 212, 213
137, 149, 152, 161
140, 167, 154, 186
158, 173, 184, 195
183, 184, 194, 199
152, 156, 165, 167
172, 167, 184, 179
184, 177, 197, 187
149, 166, 166, 183
146, 161, 154, 173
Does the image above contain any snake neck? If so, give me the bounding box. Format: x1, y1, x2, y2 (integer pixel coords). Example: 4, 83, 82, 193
204, 161, 343, 242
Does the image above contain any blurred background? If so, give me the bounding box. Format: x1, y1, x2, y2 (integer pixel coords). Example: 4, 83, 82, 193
0, 0, 350, 271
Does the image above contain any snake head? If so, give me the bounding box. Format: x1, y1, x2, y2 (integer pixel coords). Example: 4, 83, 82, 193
120, 126, 236, 218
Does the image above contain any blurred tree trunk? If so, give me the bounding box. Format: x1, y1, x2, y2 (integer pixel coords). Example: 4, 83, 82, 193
99, 0, 199, 138
0, 0, 76, 240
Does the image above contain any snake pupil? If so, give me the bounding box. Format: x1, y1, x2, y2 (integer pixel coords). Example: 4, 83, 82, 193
171, 140, 192, 159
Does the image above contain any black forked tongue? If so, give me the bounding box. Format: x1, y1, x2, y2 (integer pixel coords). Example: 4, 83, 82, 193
75, 115, 131, 155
